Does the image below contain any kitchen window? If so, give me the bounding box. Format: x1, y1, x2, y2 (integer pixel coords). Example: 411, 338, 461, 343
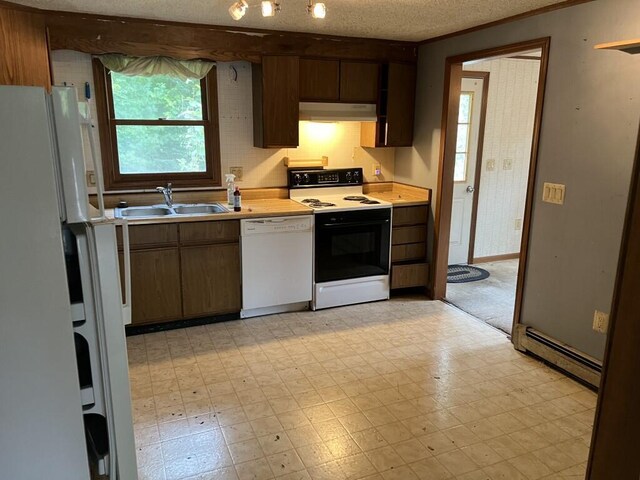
454, 91, 473, 183
93, 58, 221, 190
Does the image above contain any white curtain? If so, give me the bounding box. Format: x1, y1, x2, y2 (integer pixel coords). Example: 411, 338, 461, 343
98, 54, 214, 80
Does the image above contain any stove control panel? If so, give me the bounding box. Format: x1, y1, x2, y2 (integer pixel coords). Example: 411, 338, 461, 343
289, 168, 364, 188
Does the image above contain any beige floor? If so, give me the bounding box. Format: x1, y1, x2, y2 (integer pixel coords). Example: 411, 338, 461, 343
128, 298, 596, 480
446, 260, 519, 334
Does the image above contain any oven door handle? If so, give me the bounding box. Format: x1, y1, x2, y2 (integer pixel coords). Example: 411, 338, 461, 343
320, 219, 390, 228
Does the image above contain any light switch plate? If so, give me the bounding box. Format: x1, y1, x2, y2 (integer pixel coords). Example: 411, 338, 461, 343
503, 158, 513, 170
542, 182, 566, 205
230, 166, 243, 181
486, 159, 496, 171
86, 170, 96, 187
514, 218, 522, 230
593, 310, 610, 333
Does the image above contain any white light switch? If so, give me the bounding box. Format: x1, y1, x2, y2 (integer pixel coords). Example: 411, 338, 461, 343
503, 158, 513, 170
542, 182, 566, 205
486, 159, 496, 171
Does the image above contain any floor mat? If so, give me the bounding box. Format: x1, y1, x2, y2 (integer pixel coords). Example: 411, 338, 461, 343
447, 264, 490, 283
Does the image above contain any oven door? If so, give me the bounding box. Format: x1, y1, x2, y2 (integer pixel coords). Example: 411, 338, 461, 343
315, 208, 391, 283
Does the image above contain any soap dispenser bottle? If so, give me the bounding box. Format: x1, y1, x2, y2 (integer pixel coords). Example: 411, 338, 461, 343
225, 173, 236, 206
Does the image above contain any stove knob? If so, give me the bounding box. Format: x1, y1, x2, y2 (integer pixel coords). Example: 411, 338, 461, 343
346, 171, 352, 182
303, 173, 310, 184
353, 171, 360, 180
293, 173, 301, 185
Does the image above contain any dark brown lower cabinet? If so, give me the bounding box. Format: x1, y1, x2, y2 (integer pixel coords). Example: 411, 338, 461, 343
127, 248, 182, 325
121, 220, 242, 327
181, 243, 241, 318
390, 205, 429, 290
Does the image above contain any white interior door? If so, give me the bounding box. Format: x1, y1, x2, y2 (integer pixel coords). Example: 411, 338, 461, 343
448, 76, 485, 265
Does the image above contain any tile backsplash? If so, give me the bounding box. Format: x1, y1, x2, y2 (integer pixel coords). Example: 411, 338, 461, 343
51, 51, 395, 190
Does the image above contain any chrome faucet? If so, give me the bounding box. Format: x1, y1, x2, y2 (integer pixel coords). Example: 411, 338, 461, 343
156, 183, 173, 208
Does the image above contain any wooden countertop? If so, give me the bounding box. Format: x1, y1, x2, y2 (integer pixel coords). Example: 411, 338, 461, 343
105, 199, 313, 225
366, 183, 431, 206
368, 190, 430, 206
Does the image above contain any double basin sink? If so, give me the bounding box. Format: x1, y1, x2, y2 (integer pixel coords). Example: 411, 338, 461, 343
114, 203, 228, 219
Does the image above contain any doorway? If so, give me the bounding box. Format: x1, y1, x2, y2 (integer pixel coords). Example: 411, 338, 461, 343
432, 38, 550, 335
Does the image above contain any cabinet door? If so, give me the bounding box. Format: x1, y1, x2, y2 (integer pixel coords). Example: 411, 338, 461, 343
386, 62, 416, 146
299, 58, 339, 102
181, 243, 241, 317
253, 56, 299, 148
124, 248, 182, 325
340, 61, 379, 103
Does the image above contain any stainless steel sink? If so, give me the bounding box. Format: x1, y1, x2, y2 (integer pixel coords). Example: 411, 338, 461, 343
174, 204, 228, 215
114, 203, 228, 219
117, 206, 172, 218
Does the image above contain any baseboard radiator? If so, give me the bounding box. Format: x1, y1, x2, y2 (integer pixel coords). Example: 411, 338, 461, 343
513, 325, 602, 388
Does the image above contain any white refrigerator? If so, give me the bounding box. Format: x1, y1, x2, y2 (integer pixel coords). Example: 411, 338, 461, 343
0, 86, 136, 479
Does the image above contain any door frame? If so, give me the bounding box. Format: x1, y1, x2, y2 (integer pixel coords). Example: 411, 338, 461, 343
461, 71, 490, 265
431, 37, 551, 334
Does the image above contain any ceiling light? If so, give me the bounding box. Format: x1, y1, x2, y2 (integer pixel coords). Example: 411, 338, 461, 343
261, 1, 281, 17
228, 0, 248, 20
308, 1, 326, 19
229, 0, 327, 20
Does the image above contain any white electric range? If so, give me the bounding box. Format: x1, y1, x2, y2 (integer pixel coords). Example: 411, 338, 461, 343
289, 168, 392, 310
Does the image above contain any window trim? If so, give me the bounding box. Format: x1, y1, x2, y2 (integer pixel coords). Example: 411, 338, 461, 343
92, 59, 221, 191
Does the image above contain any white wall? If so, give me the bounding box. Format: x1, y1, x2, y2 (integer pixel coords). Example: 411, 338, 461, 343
50, 51, 395, 190
464, 57, 540, 259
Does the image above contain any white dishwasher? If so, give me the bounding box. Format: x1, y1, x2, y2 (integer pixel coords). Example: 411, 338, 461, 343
241, 215, 313, 318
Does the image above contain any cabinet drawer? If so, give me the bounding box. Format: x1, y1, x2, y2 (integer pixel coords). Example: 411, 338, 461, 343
391, 263, 428, 289
180, 220, 240, 245
117, 224, 178, 249
391, 243, 426, 263
393, 205, 428, 226
392, 225, 426, 245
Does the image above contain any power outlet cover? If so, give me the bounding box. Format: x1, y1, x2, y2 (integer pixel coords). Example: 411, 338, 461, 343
230, 166, 243, 181
503, 158, 513, 170
593, 310, 610, 334
486, 159, 496, 171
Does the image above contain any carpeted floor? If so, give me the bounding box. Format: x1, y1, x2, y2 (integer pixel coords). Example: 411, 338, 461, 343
445, 259, 519, 334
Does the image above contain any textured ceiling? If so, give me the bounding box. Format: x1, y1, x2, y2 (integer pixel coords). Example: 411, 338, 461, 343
15, 0, 570, 42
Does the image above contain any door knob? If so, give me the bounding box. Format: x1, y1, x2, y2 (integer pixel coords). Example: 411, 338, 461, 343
466, 186, 475, 193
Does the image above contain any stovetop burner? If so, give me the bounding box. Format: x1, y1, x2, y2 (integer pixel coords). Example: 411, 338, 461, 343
344, 196, 368, 201
310, 202, 336, 208
360, 199, 381, 205
302, 198, 321, 204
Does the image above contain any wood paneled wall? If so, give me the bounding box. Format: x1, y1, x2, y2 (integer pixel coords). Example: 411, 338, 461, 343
0, 4, 51, 89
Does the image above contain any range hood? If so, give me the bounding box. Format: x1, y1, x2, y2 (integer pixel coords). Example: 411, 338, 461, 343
299, 102, 377, 122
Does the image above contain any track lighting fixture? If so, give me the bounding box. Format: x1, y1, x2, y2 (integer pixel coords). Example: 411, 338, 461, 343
229, 0, 327, 20
228, 0, 249, 20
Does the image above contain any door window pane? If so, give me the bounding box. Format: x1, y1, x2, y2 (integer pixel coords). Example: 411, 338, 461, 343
455, 91, 474, 183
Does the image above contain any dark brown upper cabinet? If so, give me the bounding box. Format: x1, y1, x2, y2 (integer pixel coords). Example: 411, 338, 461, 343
386, 62, 417, 147
299, 58, 339, 102
339, 61, 379, 103
253, 55, 300, 148
361, 62, 416, 148
299, 58, 379, 104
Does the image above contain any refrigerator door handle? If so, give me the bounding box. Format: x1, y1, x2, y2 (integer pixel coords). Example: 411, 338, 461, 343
82, 102, 106, 222
118, 220, 132, 325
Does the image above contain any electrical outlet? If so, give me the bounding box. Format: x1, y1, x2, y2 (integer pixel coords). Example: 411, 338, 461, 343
503, 158, 513, 170
486, 159, 496, 171
373, 163, 382, 176
542, 182, 566, 205
514, 218, 522, 230
593, 310, 610, 333
230, 166, 243, 181
86, 170, 96, 187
